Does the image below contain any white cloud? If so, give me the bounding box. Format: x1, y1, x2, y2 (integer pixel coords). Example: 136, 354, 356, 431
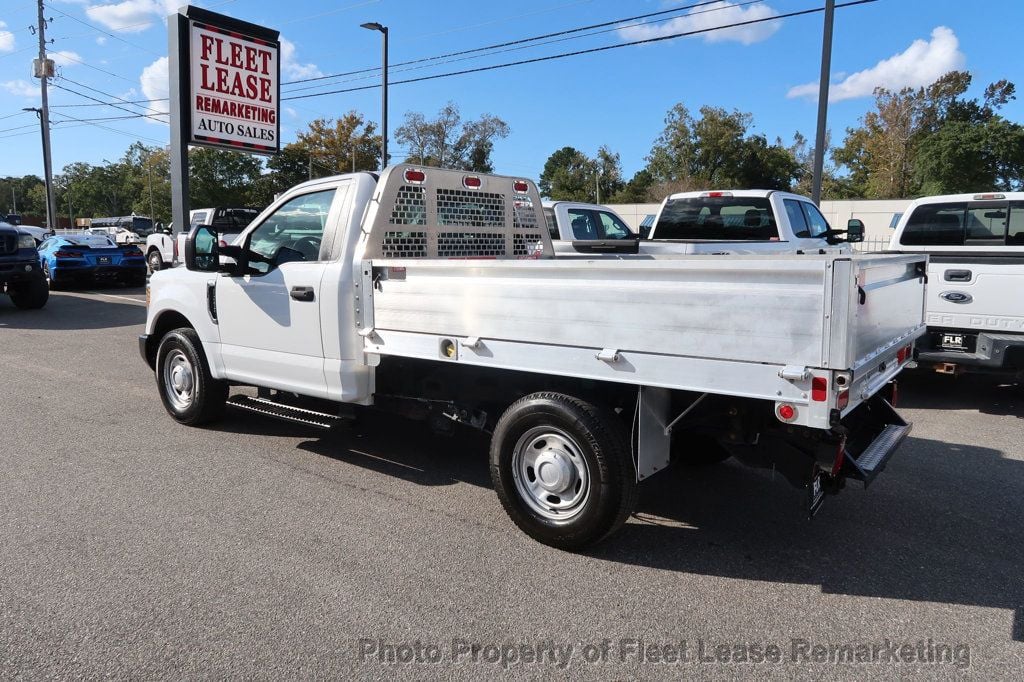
618, 1, 781, 46
139, 55, 169, 122
96, 35, 108, 45
85, 0, 178, 33
281, 38, 322, 80
51, 50, 83, 67
2, 80, 38, 97
788, 26, 966, 102
0, 21, 16, 53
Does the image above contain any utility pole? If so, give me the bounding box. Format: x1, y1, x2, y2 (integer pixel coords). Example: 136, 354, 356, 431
148, 157, 155, 220
811, 0, 835, 206
34, 0, 57, 230
10, 188, 16, 214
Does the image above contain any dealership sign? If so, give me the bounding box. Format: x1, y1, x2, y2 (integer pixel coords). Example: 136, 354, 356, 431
180, 9, 280, 154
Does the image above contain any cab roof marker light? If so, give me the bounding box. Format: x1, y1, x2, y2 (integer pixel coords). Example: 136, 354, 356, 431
973, 193, 1005, 200
702, 191, 733, 198
403, 169, 426, 184
463, 175, 482, 189
512, 180, 529, 194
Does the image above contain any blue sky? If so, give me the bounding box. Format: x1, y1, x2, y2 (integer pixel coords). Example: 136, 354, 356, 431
1, 0, 1022, 182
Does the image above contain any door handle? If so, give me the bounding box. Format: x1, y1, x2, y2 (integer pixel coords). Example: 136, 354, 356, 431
944, 269, 972, 282
290, 286, 315, 302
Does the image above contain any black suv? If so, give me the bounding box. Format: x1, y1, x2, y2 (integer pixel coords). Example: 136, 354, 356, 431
0, 221, 48, 309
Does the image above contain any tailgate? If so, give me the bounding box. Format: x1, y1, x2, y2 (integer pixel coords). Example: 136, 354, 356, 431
828, 254, 927, 373
925, 255, 1024, 333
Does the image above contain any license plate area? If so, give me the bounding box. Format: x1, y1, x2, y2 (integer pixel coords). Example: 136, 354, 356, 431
98, 256, 111, 265
934, 330, 974, 352
808, 469, 826, 518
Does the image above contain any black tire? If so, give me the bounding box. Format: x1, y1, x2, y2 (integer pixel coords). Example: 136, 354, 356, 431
148, 249, 163, 273
490, 392, 638, 550
155, 327, 228, 426
42, 261, 62, 290
671, 432, 732, 467
8, 273, 49, 310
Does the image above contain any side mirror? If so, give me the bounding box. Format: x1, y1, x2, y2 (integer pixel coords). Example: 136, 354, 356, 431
846, 219, 865, 243
185, 224, 219, 272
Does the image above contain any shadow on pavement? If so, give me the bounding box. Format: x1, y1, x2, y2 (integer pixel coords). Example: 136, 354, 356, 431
217, 399, 1024, 640
592, 434, 1024, 642
213, 407, 493, 489
898, 371, 1022, 418
0, 290, 146, 330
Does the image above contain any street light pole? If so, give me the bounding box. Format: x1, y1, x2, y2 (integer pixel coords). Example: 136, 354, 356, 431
361, 22, 389, 171
811, 0, 836, 206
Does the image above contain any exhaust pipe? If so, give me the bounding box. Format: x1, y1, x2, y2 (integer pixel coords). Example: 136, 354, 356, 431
935, 363, 958, 375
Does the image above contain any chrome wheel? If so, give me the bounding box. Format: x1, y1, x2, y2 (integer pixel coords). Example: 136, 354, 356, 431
43, 262, 52, 287
162, 349, 195, 411
512, 426, 591, 521
148, 251, 162, 273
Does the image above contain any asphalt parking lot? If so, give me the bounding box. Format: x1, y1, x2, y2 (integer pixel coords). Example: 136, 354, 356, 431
1, 288, 1022, 679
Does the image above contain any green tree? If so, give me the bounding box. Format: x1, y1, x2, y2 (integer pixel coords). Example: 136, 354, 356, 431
610, 169, 656, 203
538, 146, 597, 201
188, 147, 265, 209
296, 112, 382, 174
646, 103, 797, 192
395, 102, 510, 171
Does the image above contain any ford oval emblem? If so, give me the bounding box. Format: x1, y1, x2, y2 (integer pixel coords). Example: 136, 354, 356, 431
940, 291, 973, 304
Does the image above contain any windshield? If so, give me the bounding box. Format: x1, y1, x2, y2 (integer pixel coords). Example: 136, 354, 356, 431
654, 196, 778, 240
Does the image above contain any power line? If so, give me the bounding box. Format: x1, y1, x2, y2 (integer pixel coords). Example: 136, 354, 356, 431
284, 0, 877, 102
47, 5, 162, 57
283, 0, 769, 96
50, 110, 167, 145
51, 98, 165, 108
53, 77, 169, 122
282, 0, 735, 87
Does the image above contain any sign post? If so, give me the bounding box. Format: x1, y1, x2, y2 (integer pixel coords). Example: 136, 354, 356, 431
167, 6, 280, 241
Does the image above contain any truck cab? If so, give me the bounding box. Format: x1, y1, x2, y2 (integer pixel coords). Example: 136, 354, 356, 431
888, 192, 1024, 378
0, 220, 48, 309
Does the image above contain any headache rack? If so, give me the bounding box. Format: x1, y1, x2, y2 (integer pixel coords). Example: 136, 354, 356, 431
363, 165, 553, 260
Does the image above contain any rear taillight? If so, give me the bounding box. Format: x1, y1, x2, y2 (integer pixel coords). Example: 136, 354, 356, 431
837, 390, 850, 410
776, 403, 797, 422
54, 250, 82, 258
404, 168, 426, 183
811, 377, 827, 402
218, 239, 227, 248
896, 344, 913, 364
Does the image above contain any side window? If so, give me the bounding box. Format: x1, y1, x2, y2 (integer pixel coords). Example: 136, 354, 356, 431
597, 211, 633, 240
1008, 202, 1024, 245
543, 207, 558, 239
247, 189, 336, 273
784, 199, 809, 238
567, 209, 599, 240
900, 203, 966, 246
965, 204, 1008, 244
800, 202, 831, 238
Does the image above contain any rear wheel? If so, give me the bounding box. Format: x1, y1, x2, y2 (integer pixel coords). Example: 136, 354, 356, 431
8, 272, 49, 309
148, 249, 163, 273
42, 261, 62, 290
490, 392, 637, 550
155, 328, 227, 425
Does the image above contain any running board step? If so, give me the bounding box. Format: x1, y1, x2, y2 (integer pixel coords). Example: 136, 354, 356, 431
227, 395, 341, 429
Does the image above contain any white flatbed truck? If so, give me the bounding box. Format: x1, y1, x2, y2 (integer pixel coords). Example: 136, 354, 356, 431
141, 166, 927, 549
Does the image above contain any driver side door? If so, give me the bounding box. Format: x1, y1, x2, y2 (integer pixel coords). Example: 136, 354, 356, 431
216, 186, 345, 398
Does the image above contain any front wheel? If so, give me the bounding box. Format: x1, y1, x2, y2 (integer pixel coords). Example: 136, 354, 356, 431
490, 392, 637, 550
148, 250, 163, 273
8, 273, 49, 309
155, 328, 227, 425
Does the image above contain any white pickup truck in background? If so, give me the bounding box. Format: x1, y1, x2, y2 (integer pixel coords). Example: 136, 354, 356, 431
145, 207, 259, 272
888, 192, 1024, 379
141, 166, 925, 549
547, 191, 864, 256
645, 190, 864, 254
